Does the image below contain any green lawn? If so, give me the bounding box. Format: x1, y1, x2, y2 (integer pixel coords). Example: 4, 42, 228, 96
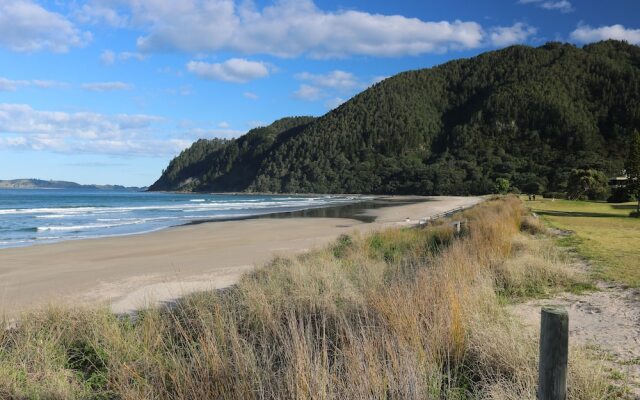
525, 198, 640, 286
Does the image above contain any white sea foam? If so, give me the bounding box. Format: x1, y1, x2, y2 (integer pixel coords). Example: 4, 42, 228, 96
1, 194, 363, 249
0, 197, 357, 217
37, 220, 145, 232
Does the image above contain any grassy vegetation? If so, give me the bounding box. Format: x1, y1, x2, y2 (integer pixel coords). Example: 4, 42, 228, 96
0, 198, 613, 399
526, 198, 640, 286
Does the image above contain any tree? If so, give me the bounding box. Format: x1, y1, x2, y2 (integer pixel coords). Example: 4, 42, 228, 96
522, 181, 542, 195
566, 169, 609, 200
626, 130, 640, 216
494, 178, 510, 194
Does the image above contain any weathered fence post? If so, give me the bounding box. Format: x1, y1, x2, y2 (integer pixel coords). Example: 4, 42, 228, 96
538, 306, 568, 400
451, 220, 461, 233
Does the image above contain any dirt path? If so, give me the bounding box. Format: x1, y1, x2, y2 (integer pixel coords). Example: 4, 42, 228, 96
511, 281, 640, 398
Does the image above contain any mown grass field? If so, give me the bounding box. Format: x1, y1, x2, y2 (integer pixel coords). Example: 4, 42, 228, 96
526, 198, 640, 286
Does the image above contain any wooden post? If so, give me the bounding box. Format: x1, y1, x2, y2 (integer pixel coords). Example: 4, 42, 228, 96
452, 221, 461, 233
538, 306, 568, 400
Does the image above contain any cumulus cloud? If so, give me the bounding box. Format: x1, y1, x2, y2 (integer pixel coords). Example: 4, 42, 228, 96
0, 0, 91, 52
570, 24, 640, 45
0, 77, 67, 91
81, 81, 133, 91
490, 22, 537, 46
0, 103, 187, 156
77, 0, 488, 57
518, 0, 573, 13
186, 58, 270, 83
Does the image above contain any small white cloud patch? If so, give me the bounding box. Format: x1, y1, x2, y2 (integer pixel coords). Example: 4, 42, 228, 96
186, 58, 270, 83
243, 92, 259, 100
81, 82, 132, 91
293, 84, 324, 101
518, 0, 573, 13
490, 23, 537, 47
295, 71, 361, 91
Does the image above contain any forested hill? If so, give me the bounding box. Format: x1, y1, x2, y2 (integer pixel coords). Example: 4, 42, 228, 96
150, 40, 640, 195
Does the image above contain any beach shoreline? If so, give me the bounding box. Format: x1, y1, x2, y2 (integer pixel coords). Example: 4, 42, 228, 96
0, 195, 482, 316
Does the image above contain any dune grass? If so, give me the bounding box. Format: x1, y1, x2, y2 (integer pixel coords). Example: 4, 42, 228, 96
526, 198, 640, 286
0, 198, 613, 399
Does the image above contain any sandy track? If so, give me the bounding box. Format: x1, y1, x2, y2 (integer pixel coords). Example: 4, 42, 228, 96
511, 283, 640, 397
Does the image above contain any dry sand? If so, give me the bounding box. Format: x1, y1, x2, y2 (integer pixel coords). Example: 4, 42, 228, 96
0, 195, 481, 315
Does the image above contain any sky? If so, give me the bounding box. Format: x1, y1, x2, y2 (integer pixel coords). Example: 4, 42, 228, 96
1, 0, 639, 186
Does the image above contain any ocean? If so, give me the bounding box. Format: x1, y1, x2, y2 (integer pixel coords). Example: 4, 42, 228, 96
0, 189, 363, 249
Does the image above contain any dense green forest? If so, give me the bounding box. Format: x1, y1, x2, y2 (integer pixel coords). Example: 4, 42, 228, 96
150, 40, 640, 195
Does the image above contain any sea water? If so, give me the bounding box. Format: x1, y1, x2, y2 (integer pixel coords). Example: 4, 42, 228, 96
0, 189, 362, 249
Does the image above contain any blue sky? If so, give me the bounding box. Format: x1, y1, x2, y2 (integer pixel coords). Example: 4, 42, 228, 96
1, 0, 639, 186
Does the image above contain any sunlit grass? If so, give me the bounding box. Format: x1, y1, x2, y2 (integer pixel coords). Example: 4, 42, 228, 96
526, 198, 640, 286
0, 198, 612, 399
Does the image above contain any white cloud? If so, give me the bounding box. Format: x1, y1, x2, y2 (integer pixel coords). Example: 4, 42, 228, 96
0, 103, 186, 156
490, 23, 537, 46
100, 49, 146, 65
0, 0, 91, 52
119, 51, 145, 61
100, 49, 116, 65
186, 58, 270, 83
79, 0, 486, 58
295, 70, 360, 91
217, 121, 230, 129
293, 84, 324, 101
518, 0, 573, 13
0, 77, 67, 91
540, 1, 573, 12
74, 2, 129, 28
81, 81, 133, 91
570, 24, 640, 45
243, 91, 259, 100
292, 70, 394, 103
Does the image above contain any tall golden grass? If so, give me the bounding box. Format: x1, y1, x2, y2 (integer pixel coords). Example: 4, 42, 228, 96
0, 197, 611, 399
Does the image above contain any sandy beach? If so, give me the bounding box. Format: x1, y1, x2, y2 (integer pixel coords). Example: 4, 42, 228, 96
0, 196, 481, 315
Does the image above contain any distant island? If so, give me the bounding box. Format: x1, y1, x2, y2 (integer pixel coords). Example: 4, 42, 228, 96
0, 179, 145, 191
150, 40, 640, 196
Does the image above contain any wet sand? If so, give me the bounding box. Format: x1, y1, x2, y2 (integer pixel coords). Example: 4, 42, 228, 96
0, 196, 481, 315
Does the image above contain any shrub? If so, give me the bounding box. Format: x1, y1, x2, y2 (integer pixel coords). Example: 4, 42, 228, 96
520, 215, 546, 235
607, 187, 634, 203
